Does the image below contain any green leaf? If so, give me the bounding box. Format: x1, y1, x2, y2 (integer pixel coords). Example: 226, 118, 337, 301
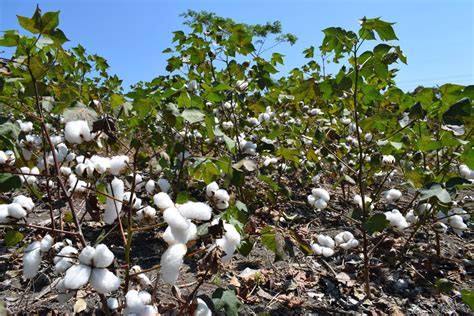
237, 239, 254, 256
176, 191, 191, 204
276, 147, 299, 164
303, 46, 314, 58
96, 182, 108, 204
17, 15, 40, 34
408, 102, 426, 120
419, 182, 451, 203
461, 289, 474, 311
29, 55, 48, 79
435, 278, 454, 294
445, 177, 471, 189
110, 94, 125, 109
443, 97, 472, 126
363, 213, 389, 234
64, 211, 73, 223
260, 226, 276, 252
0, 174, 22, 192
41, 11, 60, 33
5, 230, 24, 246
212, 288, 241, 316
181, 108, 205, 124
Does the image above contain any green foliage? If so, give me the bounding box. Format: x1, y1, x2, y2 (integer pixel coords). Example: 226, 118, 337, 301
4, 230, 24, 246
212, 288, 241, 316
0, 174, 22, 192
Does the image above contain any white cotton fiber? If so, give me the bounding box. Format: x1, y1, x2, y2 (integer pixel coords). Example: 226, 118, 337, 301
384, 209, 409, 231
92, 244, 115, 268
157, 178, 171, 193
23, 242, 42, 279
138, 291, 152, 305
160, 243, 187, 285
0, 205, 9, 223
63, 264, 91, 290
137, 206, 157, 222
12, 195, 35, 211
206, 181, 219, 197
40, 234, 54, 252
383, 189, 402, 203
178, 202, 212, 221
311, 188, 330, 202
153, 192, 174, 210
311, 243, 334, 257
7, 203, 27, 219
145, 180, 155, 194
79, 246, 96, 265
141, 305, 158, 316
335, 231, 359, 250
317, 234, 335, 249
54, 246, 78, 272
123, 192, 142, 210
163, 207, 189, 231
64, 120, 92, 144
104, 177, 124, 224
195, 298, 212, 316
89, 268, 121, 294
125, 290, 143, 311
109, 155, 129, 175
107, 297, 119, 310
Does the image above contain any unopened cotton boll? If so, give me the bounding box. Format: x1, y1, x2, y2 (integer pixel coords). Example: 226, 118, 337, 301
382, 189, 402, 203
23, 242, 42, 279
89, 268, 121, 294
160, 243, 187, 285
384, 209, 409, 231
178, 202, 212, 221
64, 120, 92, 144
335, 231, 359, 250
153, 192, 174, 210
12, 195, 34, 211
104, 177, 124, 225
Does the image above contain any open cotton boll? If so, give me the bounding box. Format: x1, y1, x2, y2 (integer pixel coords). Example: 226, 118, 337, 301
125, 290, 144, 312
206, 181, 219, 197
311, 240, 335, 257
109, 155, 129, 175
447, 215, 468, 236
157, 178, 171, 193
163, 222, 196, 245
54, 246, 78, 272
90, 155, 110, 174
354, 195, 373, 210
40, 234, 54, 252
195, 298, 212, 316
163, 207, 190, 231
382, 155, 396, 165
12, 195, 35, 212
0, 205, 9, 223
107, 297, 119, 310
405, 210, 418, 224
0, 151, 8, 164
137, 206, 157, 222
459, 164, 474, 179
383, 189, 402, 203
123, 192, 142, 210
63, 264, 91, 290
7, 203, 27, 219
145, 180, 155, 194
433, 222, 448, 234
104, 177, 124, 225
23, 242, 42, 279
317, 234, 335, 249
215, 223, 241, 262
160, 243, 187, 285
89, 268, 121, 294
79, 246, 96, 265
178, 202, 212, 221
153, 192, 174, 210
335, 231, 359, 250
384, 209, 409, 231
415, 203, 432, 216
60, 166, 72, 176
450, 208, 470, 221
92, 244, 115, 268
64, 120, 92, 144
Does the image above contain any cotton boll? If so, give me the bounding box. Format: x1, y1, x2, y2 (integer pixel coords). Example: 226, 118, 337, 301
353, 195, 373, 210
92, 244, 115, 268
384, 209, 409, 231
89, 268, 121, 294
214, 189, 229, 202
405, 210, 418, 224
313, 199, 328, 210
79, 246, 96, 265
216, 199, 229, 210
447, 215, 467, 235
123, 192, 142, 210
138, 291, 152, 305
54, 246, 78, 272
0, 205, 9, 223
0, 151, 7, 164
206, 181, 219, 197
311, 189, 330, 201
141, 305, 158, 316
450, 207, 470, 221
153, 192, 174, 210
23, 242, 42, 279
383, 189, 402, 203
163, 207, 190, 231
178, 202, 212, 221
307, 195, 316, 206
459, 164, 474, 179
107, 297, 119, 310
216, 223, 241, 262
64, 120, 92, 144
195, 298, 212, 316
433, 222, 448, 234
160, 243, 187, 285
60, 166, 72, 176
382, 155, 396, 165
40, 234, 54, 252
335, 231, 359, 250
104, 177, 124, 225
415, 203, 432, 216
317, 234, 335, 249
63, 264, 91, 290
109, 155, 129, 175
12, 195, 35, 212
125, 290, 144, 312
145, 180, 156, 194
137, 273, 152, 287
7, 203, 27, 219
137, 206, 157, 222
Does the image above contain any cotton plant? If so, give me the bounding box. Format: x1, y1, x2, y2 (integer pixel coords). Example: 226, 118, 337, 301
58, 244, 120, 294
307, 188, 330, 210
23, 234, 54, 279
18, 166, 40, 185
206, 181, 230, 209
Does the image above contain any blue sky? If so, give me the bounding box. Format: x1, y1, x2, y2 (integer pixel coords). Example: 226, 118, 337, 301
1, 0, 473, 91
